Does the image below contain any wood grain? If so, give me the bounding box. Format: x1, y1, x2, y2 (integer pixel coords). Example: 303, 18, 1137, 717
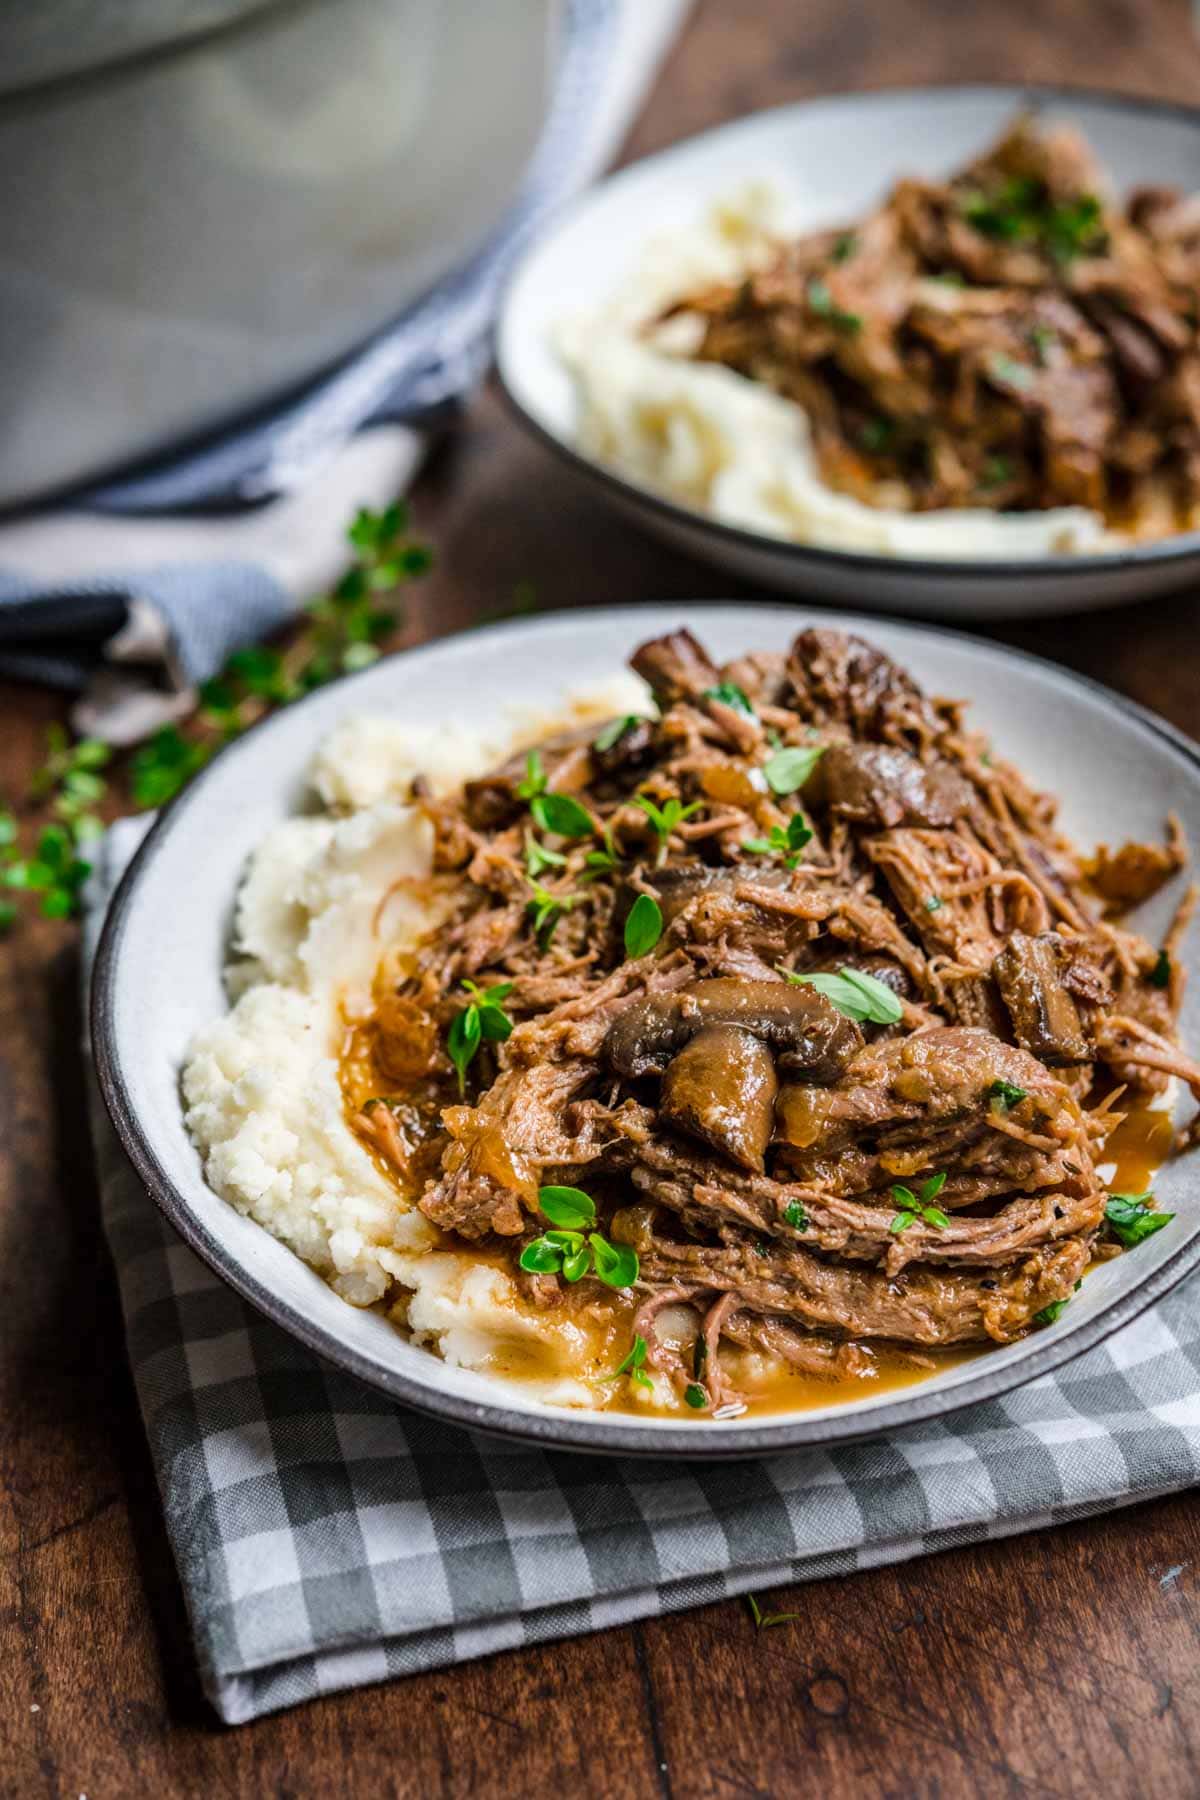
4, 1, 1200, 1794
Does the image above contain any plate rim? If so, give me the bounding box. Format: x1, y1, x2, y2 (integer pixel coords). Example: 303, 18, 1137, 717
495, 80, 1200, 583
91, 602, 1200, 1459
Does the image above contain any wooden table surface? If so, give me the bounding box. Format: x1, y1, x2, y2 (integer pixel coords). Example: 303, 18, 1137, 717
5, 3, 1200, 1794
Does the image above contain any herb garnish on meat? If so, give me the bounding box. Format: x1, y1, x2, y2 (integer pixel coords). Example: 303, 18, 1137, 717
349, 624, 1197, 1419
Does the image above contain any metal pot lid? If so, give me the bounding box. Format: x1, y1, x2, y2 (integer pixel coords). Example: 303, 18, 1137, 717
0, 0, 293, 100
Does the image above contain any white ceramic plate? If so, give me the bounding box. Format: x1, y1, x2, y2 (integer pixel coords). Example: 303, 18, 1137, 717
497, 85, 1200, 619
93, 605, 1200, 1456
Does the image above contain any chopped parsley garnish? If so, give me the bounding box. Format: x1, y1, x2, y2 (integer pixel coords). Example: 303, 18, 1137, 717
987, 1078, 1028, 1114
702, 682, 756, 719
1033, 1296, 1071, 1326
743, 812, 814, 868
519, 1186, 639, 1289
762, 744, 824, 796
889, 1172, 949, 1234
446, 980, 514, 1094
807, 278, 862, 333
683, 1384, 708, 1409
784, 964, 903, 1025
632, 793, 702, 863
1150, 949, 1171, 989
783, 1201, 809, 1232
1105, 1191, 1174, 1248
624, 892, 664, 960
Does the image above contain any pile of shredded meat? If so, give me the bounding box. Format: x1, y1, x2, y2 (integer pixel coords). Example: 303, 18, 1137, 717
662, 113, 1200, 533
349, 626, 1197, 1414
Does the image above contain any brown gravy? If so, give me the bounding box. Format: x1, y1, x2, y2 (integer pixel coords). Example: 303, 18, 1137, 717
341, 1010, 1174, 1419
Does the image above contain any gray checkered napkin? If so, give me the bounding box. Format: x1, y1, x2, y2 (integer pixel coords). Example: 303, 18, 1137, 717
85, 822, 1200, 1725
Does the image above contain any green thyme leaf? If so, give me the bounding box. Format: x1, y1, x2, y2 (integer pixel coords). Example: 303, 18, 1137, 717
589, 1234, 639, 1290
684, 1384, 707, 1409
987, 353, 1034, 393
925, 895, 943, 912
624, 892, 664, 960
787, 965, 902, 1025
516, 750, 547, 801
594, 715, 641, 753
446, 1004, 483, 1096
807, 278, 862, 333
859, 416, 895, 453
988, 1078, 1028, 1114
981, 455, 1015, 489
538, 1185, 597, 1229
1150, 950, 1171, 989
519, 1237, 564, 1275
562, 1245, 591, 1283
1033, 1296, 1071, 1326
762, 744, 824, 796
889, 1210, 916, 1235
525, 835, 567, 878
609, 1335, 649, 1379
743, 812, 813, 868
461, 979, 514, 1043
1105, 1192, 1174, 1248
530, 791, 594, 840
632, 793, 702, 860
702, 682, 756, 719
783, 1201, 808, 1232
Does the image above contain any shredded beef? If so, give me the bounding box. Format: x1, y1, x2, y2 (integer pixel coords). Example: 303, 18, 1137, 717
664, 113, 1200, 536
350, 625, 1194, 1416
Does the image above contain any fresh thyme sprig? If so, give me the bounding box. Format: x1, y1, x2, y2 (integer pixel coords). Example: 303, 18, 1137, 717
4, 502, 432, 934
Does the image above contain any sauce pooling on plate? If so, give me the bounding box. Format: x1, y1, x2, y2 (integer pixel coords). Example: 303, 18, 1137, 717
339, 624, 1195, 1419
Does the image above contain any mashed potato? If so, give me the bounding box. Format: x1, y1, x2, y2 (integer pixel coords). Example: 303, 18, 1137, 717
557, 185, 1112, 560
181, 674, 655, 1402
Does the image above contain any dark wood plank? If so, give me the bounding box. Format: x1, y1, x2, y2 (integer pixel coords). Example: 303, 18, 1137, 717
4, 1, 1200, 1795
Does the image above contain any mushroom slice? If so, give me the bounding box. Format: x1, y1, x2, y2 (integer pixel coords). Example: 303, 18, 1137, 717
603, 977, 861, 1082
660, 1025, 779, 1171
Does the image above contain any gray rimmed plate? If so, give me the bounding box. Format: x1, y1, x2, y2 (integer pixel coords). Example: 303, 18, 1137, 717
496, 85, 1200, 619
92, 605, 1200, 1457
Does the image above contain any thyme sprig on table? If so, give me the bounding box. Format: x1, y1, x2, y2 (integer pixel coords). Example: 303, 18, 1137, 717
2, 503, 433, 931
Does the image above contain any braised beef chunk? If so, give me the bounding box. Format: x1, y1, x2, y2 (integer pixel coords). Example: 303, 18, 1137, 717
631, 628, 719, 705
993, 931, 1091, 1065
815, 741, 974, 829
787, 629, 936, 743
463, 724, 595, 829
667, 113, 1200, 536
350, 623, 1195, 1417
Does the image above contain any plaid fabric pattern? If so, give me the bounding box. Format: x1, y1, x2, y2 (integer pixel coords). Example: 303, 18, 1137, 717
85, 826, 1200, 1724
